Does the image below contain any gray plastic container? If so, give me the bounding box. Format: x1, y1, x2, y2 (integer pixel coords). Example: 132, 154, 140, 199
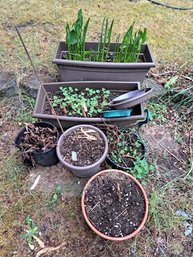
56, 125, 108, 178
32, 81, 145, 128
53, 42, 155, 82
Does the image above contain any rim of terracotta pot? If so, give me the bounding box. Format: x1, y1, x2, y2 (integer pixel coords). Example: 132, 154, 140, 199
56, 124, 108, 170
81, 169, 148, 241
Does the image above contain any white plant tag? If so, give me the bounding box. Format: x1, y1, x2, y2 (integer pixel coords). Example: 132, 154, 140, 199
72, 151, 77, 161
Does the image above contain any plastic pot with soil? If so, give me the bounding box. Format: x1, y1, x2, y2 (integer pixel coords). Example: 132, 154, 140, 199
53, 42, 155, 83
81, 169, 148, 241
15, 122, 59, 167
52, 10, 155, 83
56, 125, 108, 177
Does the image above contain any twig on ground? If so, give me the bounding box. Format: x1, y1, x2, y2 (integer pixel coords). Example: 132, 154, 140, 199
35, 241, 67, 257
150, 135, 186, 167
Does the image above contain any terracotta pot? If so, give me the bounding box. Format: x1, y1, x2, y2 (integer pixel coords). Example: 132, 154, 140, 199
56, 125, 108, 178
81, 169, 148, 241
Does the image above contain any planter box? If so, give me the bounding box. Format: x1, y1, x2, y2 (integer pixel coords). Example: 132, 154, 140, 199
53, 42, 155, 82
32, 81, 145, 128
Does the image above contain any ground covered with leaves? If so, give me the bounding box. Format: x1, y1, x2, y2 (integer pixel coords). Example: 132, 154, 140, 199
0, 0, 193, 256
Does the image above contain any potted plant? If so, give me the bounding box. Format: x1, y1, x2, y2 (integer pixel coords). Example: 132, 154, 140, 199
103, 124, 144, 164
32, 81, 146, 128
53, 9, 155, 82
56, 124, 108, 177
15, 122, 59, 166
81, 169, 148, 241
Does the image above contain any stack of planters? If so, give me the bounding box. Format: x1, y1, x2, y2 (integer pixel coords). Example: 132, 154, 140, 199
17, 10, 155, 241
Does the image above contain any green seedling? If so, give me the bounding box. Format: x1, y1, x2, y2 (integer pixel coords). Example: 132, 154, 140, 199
45, 185, 62, 209
22, 215, 38, 251
164, 76, 178, 90
65, 10, 147, 63
52, 87, 110, 117
130, 157, 154, 179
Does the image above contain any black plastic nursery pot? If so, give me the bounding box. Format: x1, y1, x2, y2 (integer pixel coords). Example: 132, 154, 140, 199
32, 81, 145, 129
106, 133, 146, 171
15, 122, 59, 166
53, 42, 155, 82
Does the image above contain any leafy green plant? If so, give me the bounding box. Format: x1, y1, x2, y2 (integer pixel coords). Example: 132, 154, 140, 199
114, 22, 147, 63
147, 101, 167, 123
22, 215, 38, 251
51, 87, 110, 117
130, 157, 154, 179
45, 185, 61, 209
65, 9, 90, 61
64, 10, 147, 63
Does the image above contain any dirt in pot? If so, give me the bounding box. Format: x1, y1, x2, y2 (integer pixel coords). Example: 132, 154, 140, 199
19, 124, 57, 166
103, 125, 145, 168
43, 87, 127, 117
84, 172, 146, 237
60, 127, 105, 166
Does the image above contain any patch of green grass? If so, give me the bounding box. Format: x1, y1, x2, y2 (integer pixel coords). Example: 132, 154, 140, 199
16, 95, 37, 124
147, 101, 168, 123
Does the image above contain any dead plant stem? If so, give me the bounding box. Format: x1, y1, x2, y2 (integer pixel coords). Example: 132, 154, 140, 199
15, 26, 64, 133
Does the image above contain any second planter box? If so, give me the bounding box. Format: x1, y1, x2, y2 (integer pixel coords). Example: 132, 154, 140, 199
32, 81, 145, 128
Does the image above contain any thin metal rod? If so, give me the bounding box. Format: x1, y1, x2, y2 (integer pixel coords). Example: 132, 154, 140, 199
15, 26, 64, 133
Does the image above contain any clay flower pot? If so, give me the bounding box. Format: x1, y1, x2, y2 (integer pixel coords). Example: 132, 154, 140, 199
56, 125, 108, 178
81, 169, 148, 241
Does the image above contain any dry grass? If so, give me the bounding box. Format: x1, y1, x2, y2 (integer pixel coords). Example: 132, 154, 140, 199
0, 0, 193, 75
0, 95, 193, 256
0, 1, 193, 256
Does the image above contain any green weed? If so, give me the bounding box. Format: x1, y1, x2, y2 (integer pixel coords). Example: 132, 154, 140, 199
22, 215, 38, 251
130, 157, 154, 179
45, 185, 62, 209
147, 101, 167, 123
16, 95, 36, 124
